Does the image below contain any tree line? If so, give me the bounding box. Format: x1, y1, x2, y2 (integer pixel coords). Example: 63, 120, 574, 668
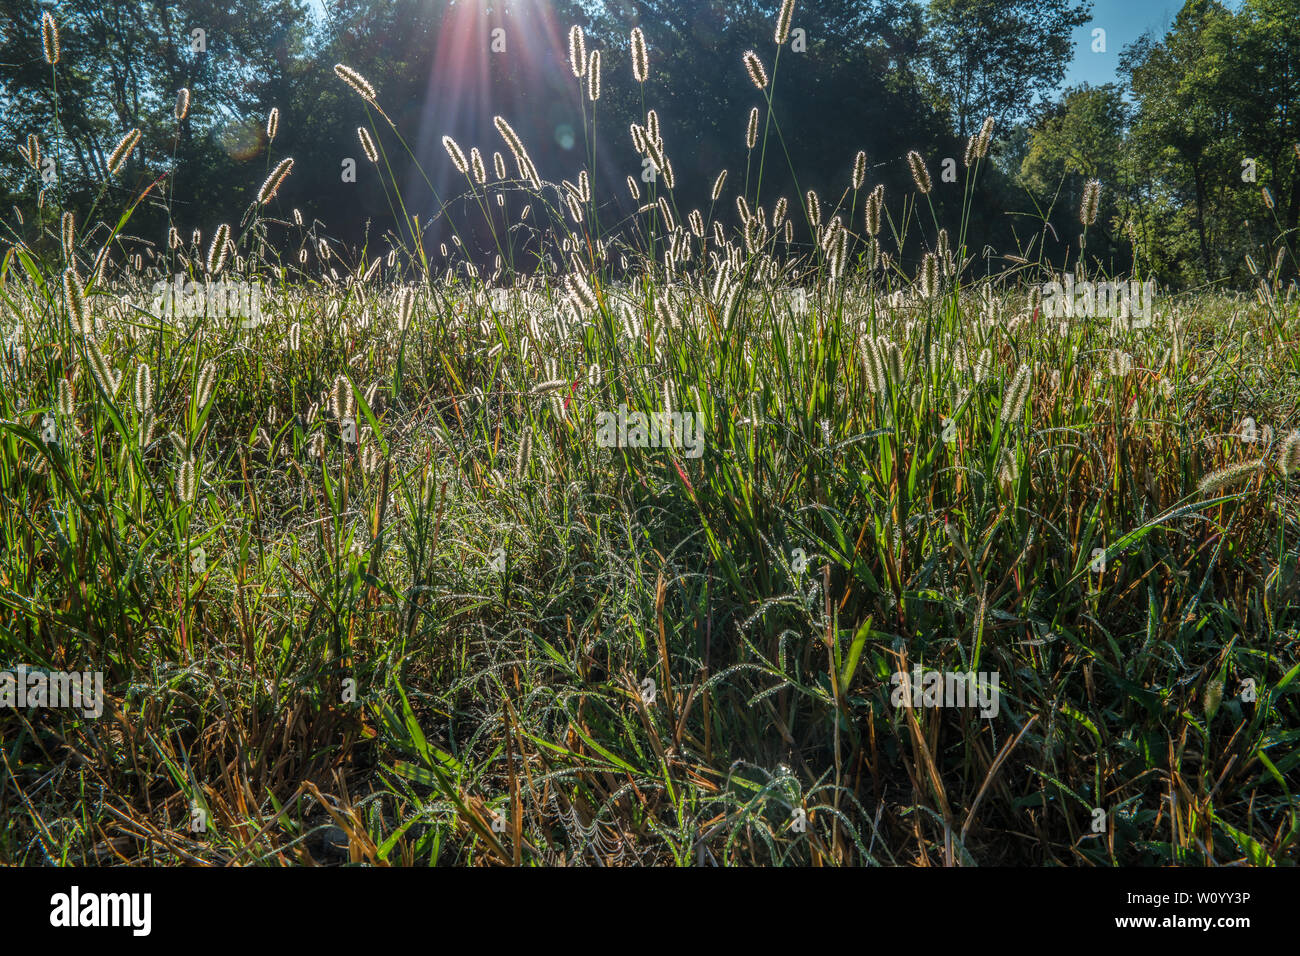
1, 0, 1297, 288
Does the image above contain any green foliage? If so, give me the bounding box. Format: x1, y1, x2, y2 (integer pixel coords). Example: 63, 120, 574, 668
1, 0, 1298, 869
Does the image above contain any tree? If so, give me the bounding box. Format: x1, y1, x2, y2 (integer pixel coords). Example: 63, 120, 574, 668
0, 0, 312, 251
1230, 0, 1300, 252
1121, 0, 1248, 281
1018, 84, 1135, 271
925, 0, 1092, 138
582, 0, 954, 250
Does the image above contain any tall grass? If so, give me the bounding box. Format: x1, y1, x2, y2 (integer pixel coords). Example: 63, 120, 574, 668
1, 5, 1298, 867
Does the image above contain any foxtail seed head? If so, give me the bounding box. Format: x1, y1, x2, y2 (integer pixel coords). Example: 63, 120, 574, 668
630, 27, 648, 83
806, 190, 821, 228
176, 457, 199, 503
107, 129, 141, 175
711, 170, 728, 202
907, 150, 931, 194
569, 26, 586, 78
1198, 459, 1262, 496
57, 379, 74, 419
134, 364, 153, 414
207, 224, 231, 274
41, 12, 60, 65
87, 339, 119, 397
587, 50, 601, 101
358, 127, 378, 163
852, 150, 867, 190
775, 0, 796, 45
195, 361, 217, 410
257, 158, 294, 204
329, 374, 355, 421
1081, 179, 1101, 226
442, 136, 468, 174
1277, 431, 1300, 477
865, 184, 884, 236
918, 253, 939, 298
334, 64, 377, 104
974, 117, 994, 159
398, 288, 415, 330
63, 268, 88, 335
1000, 364, 1032, 425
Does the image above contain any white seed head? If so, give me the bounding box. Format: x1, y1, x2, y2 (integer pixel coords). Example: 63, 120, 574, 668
1198, 460, 1262, 496
865, 184, 884, 236
805, 190, 821, 228
42, 12, 60, 65
207, 223, 231, 274
134, 364, 153, 414
441, 135, 468, 174
907, 150, 932, 194
63, 268, 88, 335
195, 361, 216, 409
330, 374, 355, 420
918, 252, 939, 298
1081, 179, 1101, 226
258, 158, 294, 204
978, 117, 995, 154
1277, 431, 1300, 477
358, 127, 379, 163
176, 457, 199, 503
107, 129, 142, 175
775, 0, 796, 45
568, 26, 586, 78
56, 379, 73, 419
334, 64, 377, 104
999, 364, 1032, 425
87, 339, 120, 397
630, 27, 649, 83
587, 50, 601, 101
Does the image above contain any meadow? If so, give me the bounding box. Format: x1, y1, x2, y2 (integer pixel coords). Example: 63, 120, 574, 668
1, 6, 1299, 866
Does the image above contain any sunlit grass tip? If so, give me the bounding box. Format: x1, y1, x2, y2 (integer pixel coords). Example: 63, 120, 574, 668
107, 129, 142, 175
257, 157, 294, 204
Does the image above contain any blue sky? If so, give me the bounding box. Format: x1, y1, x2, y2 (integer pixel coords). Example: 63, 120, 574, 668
1061, 0, 1244, 88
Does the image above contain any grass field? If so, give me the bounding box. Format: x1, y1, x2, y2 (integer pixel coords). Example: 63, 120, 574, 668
2, 18, 1299, 866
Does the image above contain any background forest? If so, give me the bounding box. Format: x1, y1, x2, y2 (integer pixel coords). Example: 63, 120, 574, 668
2, 0, 1298, 290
